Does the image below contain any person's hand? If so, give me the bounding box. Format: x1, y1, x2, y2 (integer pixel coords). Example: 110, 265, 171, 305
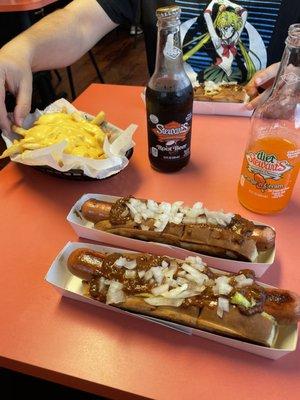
245, 63, 280, 109
0, 49, 32, 132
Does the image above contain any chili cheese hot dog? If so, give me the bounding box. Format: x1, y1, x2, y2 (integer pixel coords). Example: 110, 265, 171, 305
67, 248, 299, 347
80, 197, 276, 262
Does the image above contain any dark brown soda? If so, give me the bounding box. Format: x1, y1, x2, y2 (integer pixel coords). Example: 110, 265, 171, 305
146, 84, 193, 172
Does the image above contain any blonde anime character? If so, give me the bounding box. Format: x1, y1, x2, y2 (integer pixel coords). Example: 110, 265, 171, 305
183, 0, 258, 83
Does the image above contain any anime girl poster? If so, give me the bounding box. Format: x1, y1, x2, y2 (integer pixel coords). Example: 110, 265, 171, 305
180, 0, 267, 85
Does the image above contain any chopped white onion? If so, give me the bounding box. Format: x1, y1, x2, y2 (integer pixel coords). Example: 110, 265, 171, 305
194, 285, 206, 293
115, 257, 127, 267
106, 281, 125, 305
217, 308, 223, 318
114, 257, 137, 270
204, 209, 234, 226
124, 259, 137, 270
217, 297, 230, 318
185, 256, 206, 271
144, 297, 183, 307
162, 283, 188, 298
164, 268, 175, 280
99, 277, 107, 292
213, 276, 233, 296
126, 198, 234, 233
125, 270, 136, 279
147, 199, 158, 211
151, 283, 169, 296
176, 277, 188, 286
169, 279, 179, 288
151, 266, 164, 285
185, 273, 198, 283
144, 269, 153, 281
180, 263, 208, 285
196, 216, 207, 224
175, 290, 200, 299
235, 274, 254, 288
138, 270, 146, 279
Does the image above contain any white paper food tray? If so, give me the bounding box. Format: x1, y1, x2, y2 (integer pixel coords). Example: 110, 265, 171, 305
141, 89, 253, 117
67, 193, 276, 277
45, 242, 298, 360
193, 99, 253, 117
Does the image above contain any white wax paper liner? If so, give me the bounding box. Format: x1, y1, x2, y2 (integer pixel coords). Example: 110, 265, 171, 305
1, 98, 137, 179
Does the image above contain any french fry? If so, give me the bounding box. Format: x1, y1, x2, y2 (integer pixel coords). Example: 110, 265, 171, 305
12, 125, 27, 136
23, 143, 44, 150
71, 111, 85, 122
0, 143, 23, 158
91, 111, 105, 126
1, 111, 109, 160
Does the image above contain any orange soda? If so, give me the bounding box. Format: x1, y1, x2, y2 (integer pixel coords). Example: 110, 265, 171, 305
238, 135, 300, 214
238, 23, 300, 214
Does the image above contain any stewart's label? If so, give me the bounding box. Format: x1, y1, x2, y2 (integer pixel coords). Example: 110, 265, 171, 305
151, 120, 190, 142
238, 137, 299, 211
246, 150, 293, 181
148, 113, 192, 161
145, 85, 193, 165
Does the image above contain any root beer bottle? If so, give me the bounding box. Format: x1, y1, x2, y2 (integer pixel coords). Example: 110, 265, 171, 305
146, 5, 193, 172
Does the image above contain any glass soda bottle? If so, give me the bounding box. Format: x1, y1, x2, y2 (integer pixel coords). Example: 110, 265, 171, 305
238, 24, 300, 214
146, 5, 193, 172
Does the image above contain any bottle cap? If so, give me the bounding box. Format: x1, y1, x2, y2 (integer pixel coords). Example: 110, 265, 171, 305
156, 5, 181, 19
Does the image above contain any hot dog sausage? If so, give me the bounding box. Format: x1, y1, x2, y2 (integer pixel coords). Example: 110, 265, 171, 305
81, 199, 112, 223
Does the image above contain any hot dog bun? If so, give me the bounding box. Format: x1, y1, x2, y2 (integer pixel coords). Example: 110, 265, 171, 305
67, 248, 298, 347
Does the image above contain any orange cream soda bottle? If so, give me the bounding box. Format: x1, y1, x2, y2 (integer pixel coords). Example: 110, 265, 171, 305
238, 24, 300, 214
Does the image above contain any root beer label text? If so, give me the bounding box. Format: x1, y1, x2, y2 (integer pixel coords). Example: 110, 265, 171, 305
151, 120, 190, 142
147, 110, 192, 164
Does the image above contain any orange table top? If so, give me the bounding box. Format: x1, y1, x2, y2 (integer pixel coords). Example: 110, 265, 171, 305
0, 84, 299, 400
0, 0, 57, 12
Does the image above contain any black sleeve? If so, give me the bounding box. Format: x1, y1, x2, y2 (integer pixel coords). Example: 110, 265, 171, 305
96, 0, 140, 25
267, 0, 300, 65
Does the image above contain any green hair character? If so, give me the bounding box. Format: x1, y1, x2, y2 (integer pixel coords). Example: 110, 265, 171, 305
215, 11, 243, 31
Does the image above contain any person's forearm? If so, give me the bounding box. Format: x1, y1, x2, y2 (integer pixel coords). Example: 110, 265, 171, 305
1, 0, 116, 72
